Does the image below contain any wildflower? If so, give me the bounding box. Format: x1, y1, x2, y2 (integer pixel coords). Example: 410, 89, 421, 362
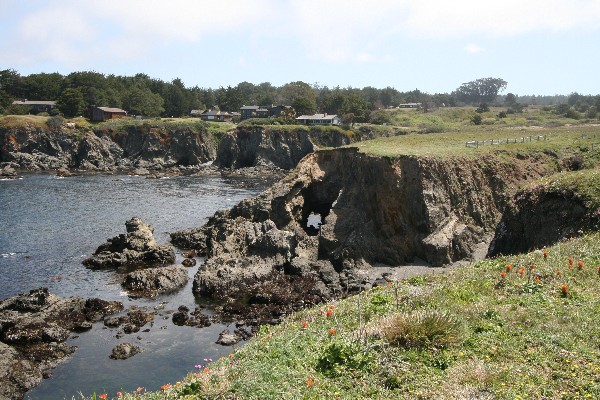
500, 272, 506, 279
329, 305, 335, 310
543, 251, 548, 260
161, 384, 171, 391
535, 278, 541, 283
506, 265, 512, 273
302, 321, 308, 328
137, 387, 144, 393
568, 263, 574, 270
326, 310, 333, 318
229, 353, 234, 358
306, 380, 314, 386
568, 257, 573, 265
195, 364, 203, 369
518, 267, 525, 275
529, 264, 535, 271
203, 368, 210, 373
117, 392, 122, 397
99, 394, 107, 400
329, 328, 336, 335
577, 261, 584, 270
561, 284, 569, 297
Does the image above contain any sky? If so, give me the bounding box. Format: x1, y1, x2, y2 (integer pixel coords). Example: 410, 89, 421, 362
1, 0, 600, 95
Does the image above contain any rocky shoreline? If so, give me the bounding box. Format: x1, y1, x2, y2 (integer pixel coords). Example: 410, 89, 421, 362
2, 122, 594, 398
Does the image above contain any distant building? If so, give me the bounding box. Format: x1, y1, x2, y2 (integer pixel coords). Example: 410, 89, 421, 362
239, 105, 292, 120
398, 103, 421, 108
92, 107, 128, 122
193, 106, 236, 122
295, 113, 340, 126
11, 100, 56, 114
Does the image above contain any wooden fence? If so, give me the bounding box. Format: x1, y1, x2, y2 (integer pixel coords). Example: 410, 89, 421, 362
466, 135, 547, 148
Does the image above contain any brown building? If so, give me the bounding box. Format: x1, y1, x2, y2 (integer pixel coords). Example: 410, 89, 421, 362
92, 107, 128, 122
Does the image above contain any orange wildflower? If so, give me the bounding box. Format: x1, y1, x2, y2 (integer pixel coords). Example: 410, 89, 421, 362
561, 284, 569, 296
161, 384, 171, 391
306, 380, 314, 386
99, 394, 107, 400
326, 310, 333, 318
577, 261, 584, 270
506, 265, 512, 273
518, 267, 525, 275
329, 328, 336, 335
329, 305, 335, 310
543, 251, 548, 260
500, 272, 506, 279
302, 321, 308, 328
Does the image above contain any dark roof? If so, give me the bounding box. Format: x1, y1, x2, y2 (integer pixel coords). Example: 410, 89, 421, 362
97, 107, 127, 113
240, 105, 260, 110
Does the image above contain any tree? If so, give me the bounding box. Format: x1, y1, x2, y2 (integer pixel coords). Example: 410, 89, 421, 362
56, 88, 86, 117
291, 96, 317, 115
342, 93, 370, 122
454, 77, 507, 105
122, 86, 164, 117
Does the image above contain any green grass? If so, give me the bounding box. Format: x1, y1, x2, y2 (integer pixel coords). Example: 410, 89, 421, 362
350, 124, 600, 161
94, 231, 600, 400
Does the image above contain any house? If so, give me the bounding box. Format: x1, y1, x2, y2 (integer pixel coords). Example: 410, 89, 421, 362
295, 113, 340, 126
239, 105, 292, 120
92, 107, 128, 122
194, 106, 236, 122
398, 103, 421, 109
12, 100, 56, 114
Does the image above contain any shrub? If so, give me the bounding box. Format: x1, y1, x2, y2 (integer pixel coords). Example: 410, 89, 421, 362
46, 115, 64, 131
381, 310, 465, 349
471, 114, 483, 125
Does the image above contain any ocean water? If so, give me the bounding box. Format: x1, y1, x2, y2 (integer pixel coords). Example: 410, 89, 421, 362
0, 172, 271, 399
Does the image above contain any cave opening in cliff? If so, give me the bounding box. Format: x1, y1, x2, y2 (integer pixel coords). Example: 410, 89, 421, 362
300, 182, 342, 236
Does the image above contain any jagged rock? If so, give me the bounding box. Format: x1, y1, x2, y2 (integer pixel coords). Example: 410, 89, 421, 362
216, 329, 240, 346
171, 306, 211, 328
182, 258, 196, 267
109, 343, 143, 360
82, 217, 176, 269
0, 165, 17, 178
0, 288, 123, 399
122, 265, 188, 297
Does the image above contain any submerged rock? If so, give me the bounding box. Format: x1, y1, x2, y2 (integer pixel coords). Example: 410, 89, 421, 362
122, 265, 188, 297
82, 217, 176, 269
110, 343, 144, 360
0, 288, 123, 399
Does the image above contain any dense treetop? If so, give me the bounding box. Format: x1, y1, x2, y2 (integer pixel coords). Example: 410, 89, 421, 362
1, 69, 598, 120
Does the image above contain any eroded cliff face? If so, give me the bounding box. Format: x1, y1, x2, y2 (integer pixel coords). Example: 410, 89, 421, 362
175, 148, 554, 324
0, 123, 218, 172
214, 126, 351, 170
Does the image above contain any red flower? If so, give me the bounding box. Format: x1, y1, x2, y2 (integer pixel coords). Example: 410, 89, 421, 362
529, 264, 535, 271
568, 257, 573, 265
301, 321, 308, 328
306, 380, 314, 386
543, 251, 548, 260
577, 261, 584, 270
500, 272, 506, 279
329, 329, 336, 335
561, 284, 569, 296
161, 384, 171, 391
518, 267, 525, 275
506, 265, 512, 273
568, 263, 574, 270
329, 305, 335, 310
326, 310, 333, 318
99, 394, 107, 400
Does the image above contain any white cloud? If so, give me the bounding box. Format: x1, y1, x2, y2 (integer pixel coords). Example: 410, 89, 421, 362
464, 43, 484, 54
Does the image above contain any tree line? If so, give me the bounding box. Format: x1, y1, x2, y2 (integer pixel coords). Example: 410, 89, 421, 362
1, 69, 598, 121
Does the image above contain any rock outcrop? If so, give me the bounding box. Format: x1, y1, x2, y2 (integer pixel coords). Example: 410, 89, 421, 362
122, 265, 189, 297
109, 343, 144, 360
487, 170, 600, 256
214, 126, 350, 170
173, 148, 554, 325
83, 217, 175, 269
0, 288, 123, 400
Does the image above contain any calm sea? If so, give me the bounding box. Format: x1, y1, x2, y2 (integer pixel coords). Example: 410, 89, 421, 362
0, 172, 271, 399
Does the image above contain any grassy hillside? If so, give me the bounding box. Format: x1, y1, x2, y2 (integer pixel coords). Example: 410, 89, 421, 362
90, 226, 600, 399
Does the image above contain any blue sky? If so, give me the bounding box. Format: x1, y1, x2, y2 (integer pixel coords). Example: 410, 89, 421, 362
1, 0, 599, 95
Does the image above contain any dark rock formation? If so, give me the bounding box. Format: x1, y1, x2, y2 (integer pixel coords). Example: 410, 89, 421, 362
487, 174, 600, 256
172, 148, 555, 326
0, 288, 123, 399
214, 125, 350, 170
122, 265, 189, 297
83, 217, 175, 269
109, 343, 143, 360
171, 305, 211, 328
216, 329, 241, 346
